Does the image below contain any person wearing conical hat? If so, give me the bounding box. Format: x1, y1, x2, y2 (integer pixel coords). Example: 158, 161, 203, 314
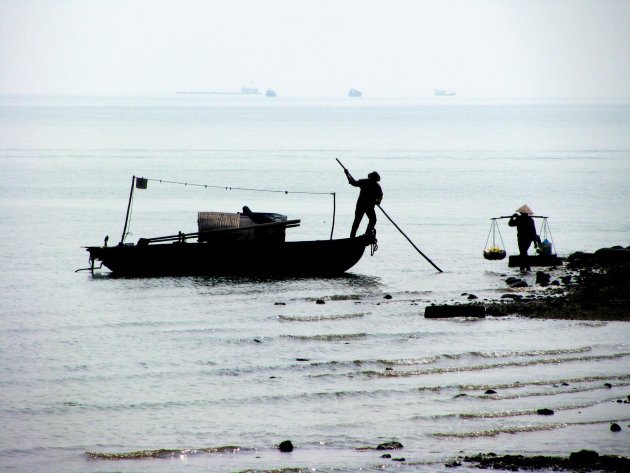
508, 204, 541, 272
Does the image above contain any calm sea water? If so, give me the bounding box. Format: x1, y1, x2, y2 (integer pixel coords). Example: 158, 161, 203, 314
1, 96, 629, 472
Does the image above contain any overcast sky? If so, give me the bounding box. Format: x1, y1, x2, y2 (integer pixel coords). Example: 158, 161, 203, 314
1, 0, 629, 99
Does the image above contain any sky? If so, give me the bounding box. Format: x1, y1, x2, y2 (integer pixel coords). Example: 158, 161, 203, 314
1, 0, 629, 99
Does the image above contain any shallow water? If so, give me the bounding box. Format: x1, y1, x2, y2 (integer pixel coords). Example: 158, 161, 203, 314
1, 96, 629, 472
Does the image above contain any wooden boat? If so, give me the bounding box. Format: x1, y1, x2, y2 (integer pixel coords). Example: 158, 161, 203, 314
86, 231, 375, 277
83, 176, 376, 277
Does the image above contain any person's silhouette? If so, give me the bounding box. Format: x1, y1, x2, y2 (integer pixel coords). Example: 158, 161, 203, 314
508, 204, 541, 272
345, 170, 383, 237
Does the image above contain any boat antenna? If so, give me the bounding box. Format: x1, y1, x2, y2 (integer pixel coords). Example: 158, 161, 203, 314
120, 176, 136, 245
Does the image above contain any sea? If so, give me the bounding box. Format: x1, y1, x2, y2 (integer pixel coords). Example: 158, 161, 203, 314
0, 95, 629, 472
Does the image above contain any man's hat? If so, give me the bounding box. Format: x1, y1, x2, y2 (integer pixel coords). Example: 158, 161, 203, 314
368, 171, 380, 182
516, 204, 533, 214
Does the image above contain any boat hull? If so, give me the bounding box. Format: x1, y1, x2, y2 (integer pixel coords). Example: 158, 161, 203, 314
86, 235, 374, 277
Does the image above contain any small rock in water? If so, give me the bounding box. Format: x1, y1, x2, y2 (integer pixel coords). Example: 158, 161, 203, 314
510, 280, 529, 288
392, 457, 406, 462
376, 441, 403, 450
467, 294, 478, 300
274, 302, 286, 305
484, 389, 497, 395
381, 453, 391, 458
383, 294, 392, 299
604, 382, 612, 388
316, 299, 325, 305
537, 408, 555, 415
278, 440, 294, 452
536, 271, 551, 286
610, 423, 621, 432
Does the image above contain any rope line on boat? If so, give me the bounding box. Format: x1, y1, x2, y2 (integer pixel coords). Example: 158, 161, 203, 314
145, 178, 335, 196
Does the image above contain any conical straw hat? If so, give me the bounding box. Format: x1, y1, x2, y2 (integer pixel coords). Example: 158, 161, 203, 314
516, 204, 534, 214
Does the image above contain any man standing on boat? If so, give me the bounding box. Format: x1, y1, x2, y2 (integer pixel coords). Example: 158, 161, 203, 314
345, 169, 383, 237
508, 204, 541, 272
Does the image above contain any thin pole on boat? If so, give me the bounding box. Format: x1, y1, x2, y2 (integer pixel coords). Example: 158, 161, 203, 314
336, 158, 443, 273
330, 192, 336, 240
120, 175, 135, 244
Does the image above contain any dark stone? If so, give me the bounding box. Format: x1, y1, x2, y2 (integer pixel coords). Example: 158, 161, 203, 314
510, 280, 529, 288
610, 423, 621, 432
392, 457, 405, 462
561, 275, 572, 284
376, 441, 403, 450
380, 454, 391, 458
467, 294, 478, 300
254, 339, 262, 343
605, 382, 613, 388
278, 440, 294, 452
316, 300, 325, 304
274, 302, 286, 305
536, 271, 551, 286
484, 389, 497, 395
295, 358, 310, 362
505, 277, 521, 285
569, 449, 599, 464
537, 408, 554, 415
424, 304, 486, 318
445, 460, 462, 467
501, 294, 523, 300
384, 294, 392, 299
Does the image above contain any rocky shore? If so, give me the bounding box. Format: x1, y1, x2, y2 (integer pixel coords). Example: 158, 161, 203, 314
429, 246, 630, 321
448, 450, 630, 472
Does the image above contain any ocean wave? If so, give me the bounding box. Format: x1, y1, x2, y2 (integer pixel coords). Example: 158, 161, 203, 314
432, 418, 630, 438
85, 445, 244, 460
362, 353, 630, 377
309, 356, 440, 368
277, 313, 366, 322
478, 381, 630, 400
458, 398, 618, 418
448, 374, 630, 392
283, 333, 367, 342
305, 294, 363, 302
470, 346, 593, 358
432, 423, 567, 438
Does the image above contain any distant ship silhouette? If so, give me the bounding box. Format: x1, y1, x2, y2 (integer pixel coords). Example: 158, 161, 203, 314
434, 89, 456, 96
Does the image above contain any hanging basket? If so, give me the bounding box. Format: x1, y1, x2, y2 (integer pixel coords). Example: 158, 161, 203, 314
483, 218, 507, 261
484, 248, 506, 260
